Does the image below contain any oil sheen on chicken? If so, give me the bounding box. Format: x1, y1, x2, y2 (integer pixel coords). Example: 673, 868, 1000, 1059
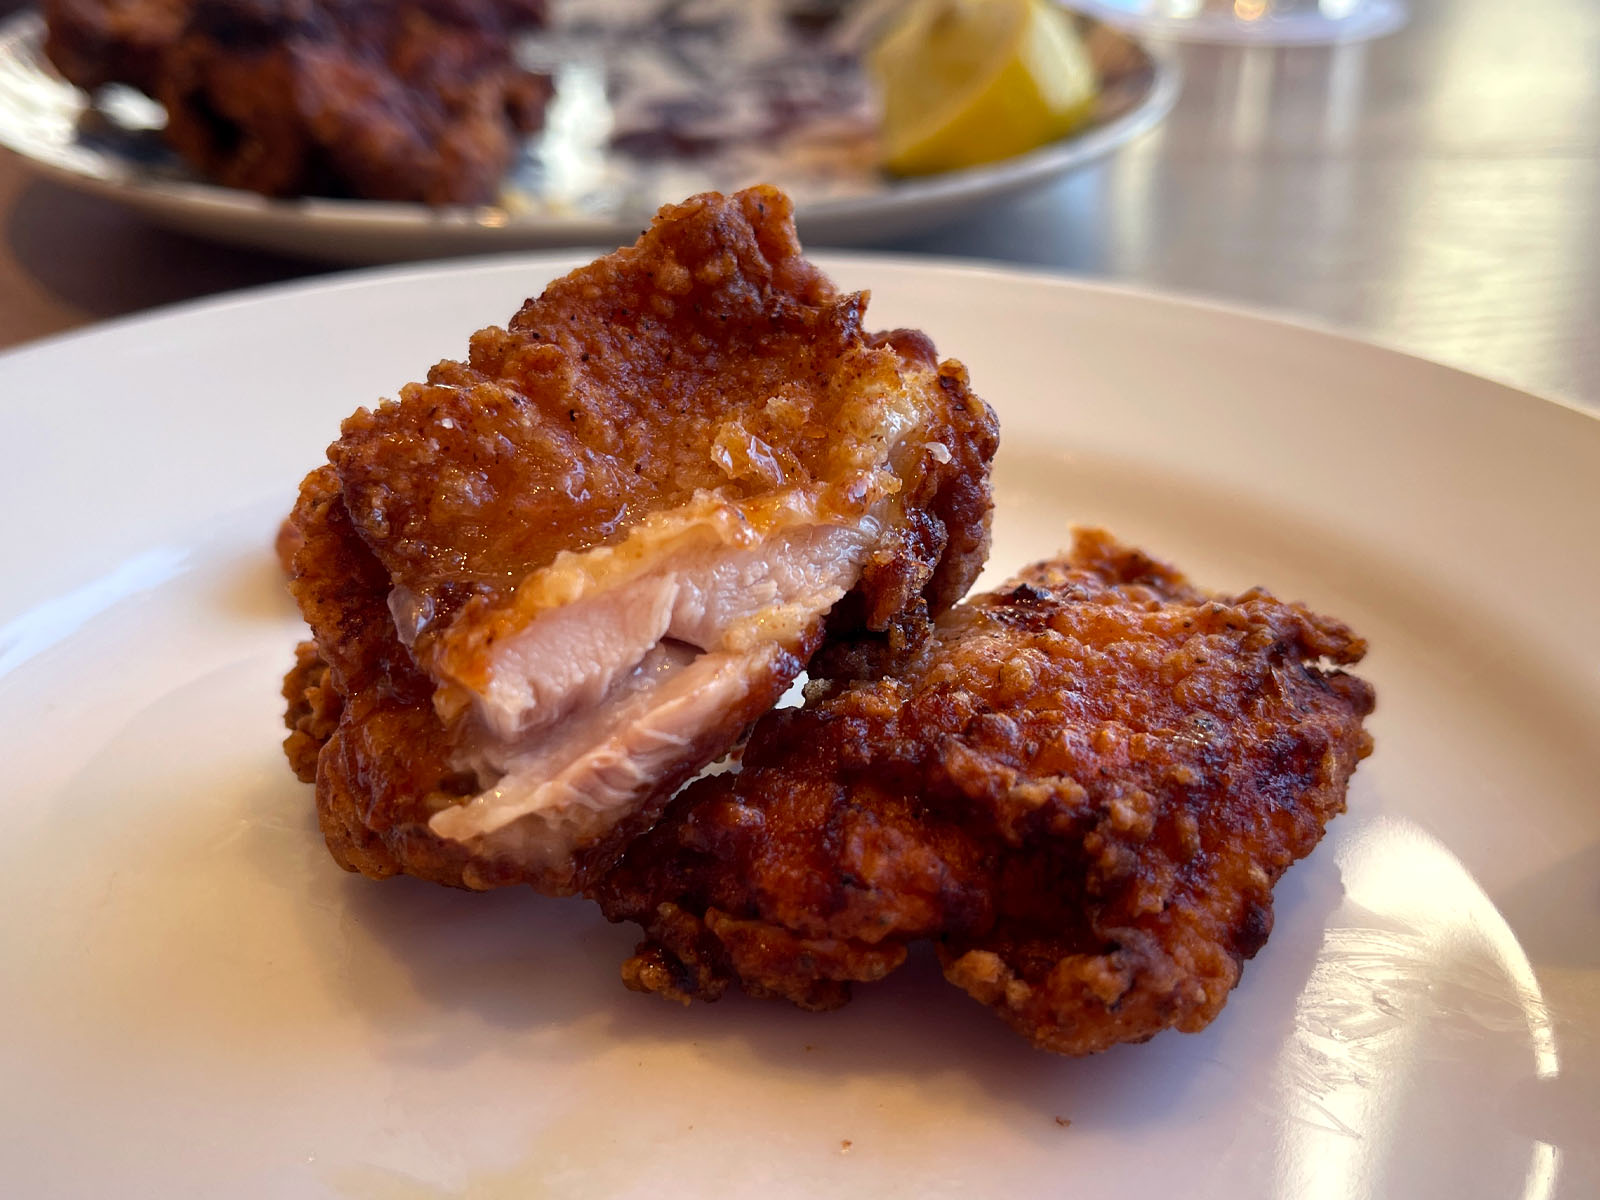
281, 186, 998, 894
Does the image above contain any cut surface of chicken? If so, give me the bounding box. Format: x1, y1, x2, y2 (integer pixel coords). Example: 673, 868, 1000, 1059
436, 641, 772, 867
431, 514, 879, 859
281, 186, 999, 894
437, 488, 890, 742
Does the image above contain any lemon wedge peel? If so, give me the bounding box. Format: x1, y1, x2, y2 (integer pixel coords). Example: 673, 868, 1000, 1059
872, 0, 1101, 177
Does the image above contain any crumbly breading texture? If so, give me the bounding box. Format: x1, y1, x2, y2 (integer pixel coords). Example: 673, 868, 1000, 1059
43, 0, 550, 205
327, 194, 990, 628
282, 187, 998, 894
593, 530, 1375, 1054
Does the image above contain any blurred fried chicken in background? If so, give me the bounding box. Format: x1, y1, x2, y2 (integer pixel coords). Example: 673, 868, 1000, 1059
43, 0, 187, 94
281, 186, 998, 895
594, 530, 1375, 1054
43, 0, 551, 204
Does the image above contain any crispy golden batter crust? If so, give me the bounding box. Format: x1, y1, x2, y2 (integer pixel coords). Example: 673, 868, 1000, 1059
281, 639, 337, 784
282, 187, 998, 894
593, 530, 1375, 1053
328, 193, 990, 626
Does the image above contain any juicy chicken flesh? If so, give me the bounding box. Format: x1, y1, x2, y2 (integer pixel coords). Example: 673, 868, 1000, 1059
282, 186, 999, 894
592, 530, 1376, 1054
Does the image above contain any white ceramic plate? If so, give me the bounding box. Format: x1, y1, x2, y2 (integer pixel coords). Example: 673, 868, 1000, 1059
1, 256, 1596, 1198
0, 8, 1176, 262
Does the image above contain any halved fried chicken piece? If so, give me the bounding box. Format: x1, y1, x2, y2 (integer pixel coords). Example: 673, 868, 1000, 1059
593, 529, 1375, 1054
283, 186, 999, 895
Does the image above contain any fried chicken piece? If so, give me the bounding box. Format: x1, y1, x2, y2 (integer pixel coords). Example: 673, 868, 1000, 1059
43, 0, 189, 94
282, 638, 339, 783
43, 0, 551, 205
282, 186, 999, 895
593, 530, 1375, 1054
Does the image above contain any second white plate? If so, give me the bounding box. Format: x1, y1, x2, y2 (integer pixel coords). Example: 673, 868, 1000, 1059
0, 9, 1177, 261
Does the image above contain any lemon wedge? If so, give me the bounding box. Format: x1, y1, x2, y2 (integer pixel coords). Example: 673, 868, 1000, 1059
871, 0, 1100, 176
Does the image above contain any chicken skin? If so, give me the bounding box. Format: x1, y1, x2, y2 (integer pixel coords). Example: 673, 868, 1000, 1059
282, 186, 999, 895
43, 0, 551, 205
593, 530, 1375, 1054
43, 0, 188, 95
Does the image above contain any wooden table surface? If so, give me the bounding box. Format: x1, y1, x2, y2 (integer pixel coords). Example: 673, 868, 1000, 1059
1, 0, 1596, 409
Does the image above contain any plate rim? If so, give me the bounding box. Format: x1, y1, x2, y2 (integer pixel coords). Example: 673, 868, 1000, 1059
3, 247, 1594, 431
